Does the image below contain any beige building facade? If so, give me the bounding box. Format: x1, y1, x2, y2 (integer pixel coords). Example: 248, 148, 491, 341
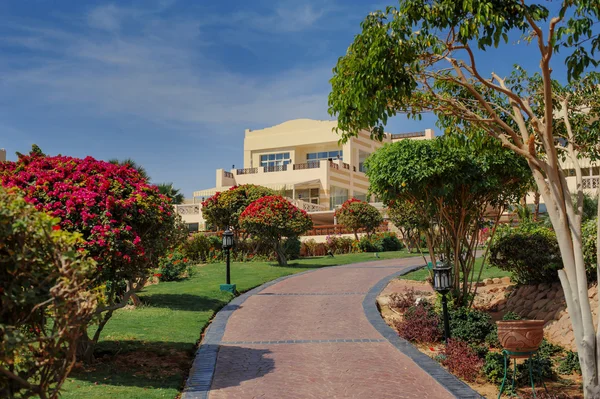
176, 119, 434, 231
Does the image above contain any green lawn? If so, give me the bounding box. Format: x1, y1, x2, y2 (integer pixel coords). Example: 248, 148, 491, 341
399, 257, 511, 282
61, 250, 419, 399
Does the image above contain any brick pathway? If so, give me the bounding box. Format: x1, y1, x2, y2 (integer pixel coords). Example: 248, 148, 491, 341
183, 257, 480, 399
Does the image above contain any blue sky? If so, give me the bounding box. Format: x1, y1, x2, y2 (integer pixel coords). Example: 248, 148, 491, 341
0, 0, 576, 196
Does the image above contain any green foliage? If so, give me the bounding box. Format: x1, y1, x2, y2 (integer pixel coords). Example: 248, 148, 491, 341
448, 307, 496, 345
489, 223, 563, 284
483, 352, 505, 384
334, 199, 383, 238
157, 250, 191, 281
325, 235, 355, 255
283, 237, 301, 260
583, 218, 598, 280
0, 188, 98, 398
239, 195, 313, 266
202, 185, 275, 231
558, 351, 582, 375
181, 234, 212, 263
502, 311, 522, 321
387, 199, 427, 251
157, 182, 185, 204
357, 232, 403, 252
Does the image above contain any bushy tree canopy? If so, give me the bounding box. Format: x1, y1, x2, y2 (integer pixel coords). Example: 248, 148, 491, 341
334, 198, 383, 240
239, 195, 313, 265
202, 184, 275, 231
0, 188, 97, 398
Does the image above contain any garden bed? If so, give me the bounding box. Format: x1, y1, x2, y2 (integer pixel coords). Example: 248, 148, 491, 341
378, 272, 584, 398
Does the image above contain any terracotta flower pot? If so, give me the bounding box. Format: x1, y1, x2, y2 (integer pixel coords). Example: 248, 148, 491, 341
496, 320, 545, 357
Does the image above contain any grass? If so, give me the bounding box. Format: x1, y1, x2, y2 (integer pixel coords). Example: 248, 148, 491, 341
61, 250, 418, 399
398, 257, 511, 282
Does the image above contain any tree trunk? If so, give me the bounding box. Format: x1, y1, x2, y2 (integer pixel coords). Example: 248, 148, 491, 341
354, 231, 359, 241
75, 331, 95, 363
275, 241, 287, 266
533, 190, 541, 221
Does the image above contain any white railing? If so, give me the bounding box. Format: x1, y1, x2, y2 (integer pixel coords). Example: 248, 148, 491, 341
174, 204, 200, 215
285, 198, 329, 212
583, 176, 599, 190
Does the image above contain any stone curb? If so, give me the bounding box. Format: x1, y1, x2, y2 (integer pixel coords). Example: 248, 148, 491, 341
363, 266, 484, 399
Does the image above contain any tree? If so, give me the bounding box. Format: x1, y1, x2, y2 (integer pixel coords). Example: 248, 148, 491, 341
335, 198, 383, 240
0, 147, 186, 361
366, 134, 531, 304
387, 199, 427, 253
0, 188, 97, 398
328, 2, 600, 395
202, 184, 275, 232
157, 182, 185, 205
239, 195, 313, 266
108, 158, 149, 181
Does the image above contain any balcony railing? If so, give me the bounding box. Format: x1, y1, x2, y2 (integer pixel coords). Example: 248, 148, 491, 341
174, 204, 200, 215
224, 171, 234, 178
329, 161, 339, 170
390, 131, 426, 140
305, 221, 389, 236
264, 165, 287, 173
236, 167, 258, 175
583, 176, 599, 190
342, 162, 350, 170
293, 162, 320, 170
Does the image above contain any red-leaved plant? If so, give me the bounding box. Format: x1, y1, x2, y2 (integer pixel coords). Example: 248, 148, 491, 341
440, 339, 484, 382
395, 303, 442, 343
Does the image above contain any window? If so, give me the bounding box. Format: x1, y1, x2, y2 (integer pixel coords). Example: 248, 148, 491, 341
296, 188, 320, 204
260, 152, 290, 168
330, 186, 348, 210
358, 150, 370, 173
306, 150, 342, 162
354, 192, 367, 202
187, 223, 199, 232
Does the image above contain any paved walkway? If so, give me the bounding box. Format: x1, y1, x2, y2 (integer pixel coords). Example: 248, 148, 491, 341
183, 257, 481, 399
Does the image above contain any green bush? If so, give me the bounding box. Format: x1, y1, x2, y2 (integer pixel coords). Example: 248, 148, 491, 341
356, 232, 403, 253
448, 307, 495, 345
357, 235, 383, 252
182, 233, 212, 262
157, 249, 191, 281
489, 223, 562, 284
284, 236, 301, 260
483, 352, 505, 384
557, 351, 582, 375
583, 218, 598, 281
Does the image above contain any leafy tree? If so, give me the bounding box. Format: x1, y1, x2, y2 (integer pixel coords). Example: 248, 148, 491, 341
0, 188, 98, 398
328, 1, 600, 394
365, 135, 531, 304
387, 199, 427, 252
0, 146, 186, 361
239, 195, 313, 266
335, 198, 383, 240
202, 184, 275, 232
157, 182, 185, 205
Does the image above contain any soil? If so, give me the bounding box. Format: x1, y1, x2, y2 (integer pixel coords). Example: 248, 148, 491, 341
378, 279, 584, 398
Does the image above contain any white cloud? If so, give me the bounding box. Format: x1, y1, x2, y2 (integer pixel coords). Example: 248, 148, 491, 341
0, 2, 335, 135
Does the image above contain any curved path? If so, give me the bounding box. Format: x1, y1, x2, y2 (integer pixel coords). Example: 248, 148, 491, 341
183, 257, 481, 399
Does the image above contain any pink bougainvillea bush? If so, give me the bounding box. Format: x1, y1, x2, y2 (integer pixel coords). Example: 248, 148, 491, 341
239, 195, 313, 266
334, 198, 383, 239
0, 146, 186, 358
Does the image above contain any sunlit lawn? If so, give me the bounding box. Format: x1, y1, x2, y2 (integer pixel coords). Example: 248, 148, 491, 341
61, 250, 420, 399
398, 257, 511, 282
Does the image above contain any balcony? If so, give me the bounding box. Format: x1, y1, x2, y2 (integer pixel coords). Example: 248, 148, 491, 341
236, 167, 258, 175
293, 162, 320, 170
264, 165, 288, 173
174, 204, 200, 215
583, 176, 599, 190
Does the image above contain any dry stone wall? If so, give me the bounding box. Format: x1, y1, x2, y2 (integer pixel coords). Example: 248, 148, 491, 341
497, 282, 598, 351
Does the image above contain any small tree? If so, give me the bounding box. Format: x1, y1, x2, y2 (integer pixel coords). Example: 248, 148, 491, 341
387, 199, 427, 253
202, 184, 275, 232
157, 182, 185, 205
335, 198, 383, 240
0, 188, 97, 399
239, 196, 313, 266
0, 147, 186, 360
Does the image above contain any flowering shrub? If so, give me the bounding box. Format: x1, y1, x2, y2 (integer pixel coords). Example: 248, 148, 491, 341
240, 195, 313, 265
202, 184, 275, 231
440, 339, 483, 382
0, 188, 98, 398
334, 198, 383, 239
0, 146, 186, 357
395, 303, 442, 343
157, 250, 191, 281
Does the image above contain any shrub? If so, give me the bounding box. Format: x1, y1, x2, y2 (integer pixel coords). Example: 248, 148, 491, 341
357, 235, 383, 252
335, 198, 383, 239
483, 351, 505, 384
516, 355, 554, 386
440, 339, 483, 382
388, 288, 420, 311
301, 239, 326, 257
582, 218, 598, 281
357, 232, 403, 252
240, 196, 313, 266
157, 249, 191, 281
557, 351, 582, 375
283, 236, 301, 260
182, 233, 211, 262
325, 235, 355, 254
489, 223, 562, 284
0, 188, 98, 398
395, 303, 442, 343
448, 307, 496, 345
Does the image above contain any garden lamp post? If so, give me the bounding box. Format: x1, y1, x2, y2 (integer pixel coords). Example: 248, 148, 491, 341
433, 260, 452, 343
220, 229, 236, 293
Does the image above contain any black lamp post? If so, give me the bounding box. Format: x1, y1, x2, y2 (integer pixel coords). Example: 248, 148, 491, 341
220, 229, 235, 293
433, 260, 452, 343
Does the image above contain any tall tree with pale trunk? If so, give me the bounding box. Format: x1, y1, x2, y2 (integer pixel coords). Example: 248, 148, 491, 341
328, 1, 600, 396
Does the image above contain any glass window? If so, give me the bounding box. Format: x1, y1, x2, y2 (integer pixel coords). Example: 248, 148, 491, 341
187, 223, 199, 232
268, 154, 275, 161
318, 152, 328, 158
284, 153, 290, 159
306, 151, 343, 162
307, 153, 317, 160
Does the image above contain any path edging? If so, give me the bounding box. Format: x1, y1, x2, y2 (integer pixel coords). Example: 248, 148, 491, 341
363, 267, 484, 399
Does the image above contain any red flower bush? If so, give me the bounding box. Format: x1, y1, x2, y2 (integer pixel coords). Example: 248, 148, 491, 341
0, 147, 186, 355
334, 198, 383, 239
440, 339, 483, 382
395, 303, 442, 343
239, 195, 313, 265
